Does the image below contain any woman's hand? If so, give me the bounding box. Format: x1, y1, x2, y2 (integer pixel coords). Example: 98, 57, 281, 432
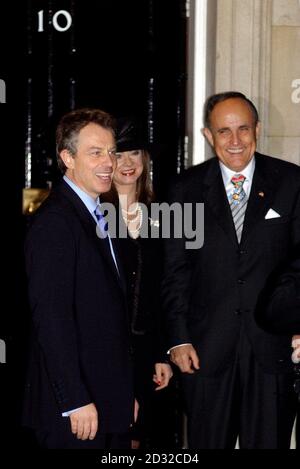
153, 363, 173, 390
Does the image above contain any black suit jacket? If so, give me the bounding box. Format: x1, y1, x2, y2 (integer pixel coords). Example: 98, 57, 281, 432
162, 153, 300, 376
23, 180, 134, 434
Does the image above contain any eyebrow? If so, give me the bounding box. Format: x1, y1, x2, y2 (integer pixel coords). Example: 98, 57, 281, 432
88, 146, 116, 151
216, 125, 251, 132
217, 127, 230, 132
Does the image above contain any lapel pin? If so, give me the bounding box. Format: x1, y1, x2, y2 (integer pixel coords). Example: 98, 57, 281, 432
258, 192, 265, 198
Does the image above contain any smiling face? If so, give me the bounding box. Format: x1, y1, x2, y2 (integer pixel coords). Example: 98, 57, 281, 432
203, 98, 260, 172
113, 149, 144, 189
60, 123, 117, 199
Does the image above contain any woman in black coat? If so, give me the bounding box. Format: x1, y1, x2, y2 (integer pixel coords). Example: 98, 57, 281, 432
104, 117, 173, 449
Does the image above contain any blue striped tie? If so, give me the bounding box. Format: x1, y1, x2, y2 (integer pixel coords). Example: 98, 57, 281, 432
94, 205, 108, 237
94, 204, 120, 275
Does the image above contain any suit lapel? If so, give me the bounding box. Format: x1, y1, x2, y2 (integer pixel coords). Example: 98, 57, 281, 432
58, 181, 126, 293
202, 158, 238, 245
241, 153, 279, 244
94, 225, 126, 291
109, 236, 127, 294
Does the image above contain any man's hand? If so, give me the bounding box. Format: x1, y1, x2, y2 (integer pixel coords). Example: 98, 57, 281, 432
70, 403, 98, 440
292, 335, 300, 364
170, 344, 200, 374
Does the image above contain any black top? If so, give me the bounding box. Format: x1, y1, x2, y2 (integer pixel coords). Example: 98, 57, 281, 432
117, 210, 166, 362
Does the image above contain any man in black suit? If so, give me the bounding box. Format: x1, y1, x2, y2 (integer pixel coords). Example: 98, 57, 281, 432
23, 108, 135, 448
256, 244, 300, 335
256, 246, 300, 448
162, 92, 300, 448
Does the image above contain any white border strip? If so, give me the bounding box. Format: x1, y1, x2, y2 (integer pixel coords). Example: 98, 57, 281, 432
188, 0, 208, 166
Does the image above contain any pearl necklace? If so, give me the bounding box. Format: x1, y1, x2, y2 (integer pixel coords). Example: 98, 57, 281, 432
121, 204, 143, 238
121, 204, 142, 222
121, 204, 138, 216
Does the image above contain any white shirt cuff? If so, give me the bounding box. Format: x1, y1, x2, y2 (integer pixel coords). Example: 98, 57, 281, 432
167, 343, 192, 354
62, 406, 84, 417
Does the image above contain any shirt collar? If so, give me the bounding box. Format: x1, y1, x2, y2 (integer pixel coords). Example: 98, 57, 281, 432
219, 156, 256, 187
63, 175, 100, 215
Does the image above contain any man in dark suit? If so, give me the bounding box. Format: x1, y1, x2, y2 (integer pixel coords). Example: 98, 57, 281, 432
256, 244, 300, 335
23, 108, 135, 448
162, 92, 300, 448
256, 246, 300, 448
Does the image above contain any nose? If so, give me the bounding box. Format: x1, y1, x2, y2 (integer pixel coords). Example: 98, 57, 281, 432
104, 150, 115, 167
97, 152, 115, 172
122, 153, 134, 166
230, 130, 241, 146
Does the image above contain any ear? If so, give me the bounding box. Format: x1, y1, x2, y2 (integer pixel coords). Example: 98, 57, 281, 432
202, 127, 214, 147
60, 150, 75, 169
255, 121, 261, 140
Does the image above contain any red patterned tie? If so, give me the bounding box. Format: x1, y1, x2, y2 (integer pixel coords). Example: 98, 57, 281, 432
229, 174, 247, 243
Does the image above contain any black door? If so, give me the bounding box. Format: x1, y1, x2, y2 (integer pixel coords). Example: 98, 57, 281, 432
0, 0, 187, 449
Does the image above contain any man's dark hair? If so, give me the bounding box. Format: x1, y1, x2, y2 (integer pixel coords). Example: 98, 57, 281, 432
56, 108, 115, 174
204, 91, 259, 129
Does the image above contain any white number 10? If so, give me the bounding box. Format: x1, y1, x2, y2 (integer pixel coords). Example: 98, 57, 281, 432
38, 10, 72, 32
